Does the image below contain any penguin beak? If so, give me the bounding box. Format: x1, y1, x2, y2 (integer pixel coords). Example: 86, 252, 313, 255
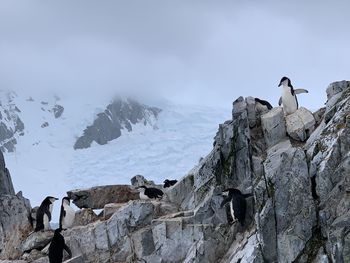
278, 82, 282, 87
55, 197, 59, 200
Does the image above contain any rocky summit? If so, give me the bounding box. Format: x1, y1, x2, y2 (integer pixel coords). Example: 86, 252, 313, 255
73, 98, 161, 150
0, 80, 349, 262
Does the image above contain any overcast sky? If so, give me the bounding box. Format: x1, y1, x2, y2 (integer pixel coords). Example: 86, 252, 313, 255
0, 1, 349, 109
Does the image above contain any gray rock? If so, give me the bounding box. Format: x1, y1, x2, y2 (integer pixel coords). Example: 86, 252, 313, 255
67, 185, 140, 209
40, 122, 49, 128
53, 104, 64, 118
32, 257, 49, 263
21, 231, 54, 253
103, 203, 125, 220
326, 80, 349, 100
261, 107, 286, 147
324, 81, 349, 123
73, 209, 98, 227
74, 99, 161, 149
264, 142, 316, 262
0, 151, 15, 195
64, 256, 85, 263
0, 194, 32, 259
130, 174, 155, 187
21, 249, 45, 261
285, 107, 315, 141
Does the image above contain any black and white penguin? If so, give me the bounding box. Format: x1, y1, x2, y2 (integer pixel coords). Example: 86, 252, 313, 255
138, 186, 164, 199
35, 196, 59, 232
48, 228, 72, 263
221, 188, 252, 226
254, 98, 273, 110
59, 197, 75, 230
163, 179, 178, 188
278, 76, 308, 115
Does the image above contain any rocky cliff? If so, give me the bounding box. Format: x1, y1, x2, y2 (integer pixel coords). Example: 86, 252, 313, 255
74, 98, 161, 149
0, 150, 32, 259
0, 81, 349, 262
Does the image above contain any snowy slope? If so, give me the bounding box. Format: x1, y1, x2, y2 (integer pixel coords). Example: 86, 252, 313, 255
4, 92, 230, 222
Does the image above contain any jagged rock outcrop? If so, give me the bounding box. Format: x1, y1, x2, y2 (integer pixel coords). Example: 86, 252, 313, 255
3, 80, 350, 263
52, 104, 64, 118
67, 185, 140, 209
0, 91, 25, 152
286, 107, 315, 141
73, 99, 161, 150
0, 150, 32, 260
0, 151, 14, 195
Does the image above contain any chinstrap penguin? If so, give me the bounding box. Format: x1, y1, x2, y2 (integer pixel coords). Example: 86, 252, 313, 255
35, 196, 58, 232
221, 188, 252, 226
278, 76, 308, 115
48, 228, 72, 263
163, 179, 178, 188
138, 186, 164, 199
254, 98, 273, 110
59, 197, 75, 230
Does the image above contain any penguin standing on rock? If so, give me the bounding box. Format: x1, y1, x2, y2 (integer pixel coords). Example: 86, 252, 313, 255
163, 179, 178, 188
221, 188, 252, 226
48, 228, 72, 263
59, 197, 75, 230
278, 76, 309, 115
35, 196, 58, 232
138, 186, 164, 200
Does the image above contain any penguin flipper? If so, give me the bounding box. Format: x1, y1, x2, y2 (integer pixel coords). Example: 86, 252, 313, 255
294, 89, 308, 94
278, 97, 282, 106
220, 197, 231, 208
64, 244, 72, 258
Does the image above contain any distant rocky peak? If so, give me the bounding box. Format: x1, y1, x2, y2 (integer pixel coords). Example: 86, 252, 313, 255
74, 98, 161, 150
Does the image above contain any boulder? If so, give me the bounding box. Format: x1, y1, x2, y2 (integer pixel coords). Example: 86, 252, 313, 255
0, 193, 32, 259
286, 107, 315, 141
67, 185, 139, 209
261, 107, 286, 147
53, 104, 64, 118
324, 81, 349, 123
21, 249, 45, 261
130, 174, 155, 187
263, 141, 316, 262
103, 203, 125, 219
21, 231, 54, 253
73, 209, 99, 227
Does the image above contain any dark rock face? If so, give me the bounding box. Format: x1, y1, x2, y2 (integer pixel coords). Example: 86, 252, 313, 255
73, 99, 161, 150
0, 150, 14, 195
0, 151, 32, 260
0, 92, 25, 152
0, 193, 32, 259
52, 104, 64, 118
67, 185, 140, 209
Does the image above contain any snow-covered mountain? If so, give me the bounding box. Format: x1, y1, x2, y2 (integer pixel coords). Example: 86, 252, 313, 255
74, 98, 161, 149
1, 90, 230, 221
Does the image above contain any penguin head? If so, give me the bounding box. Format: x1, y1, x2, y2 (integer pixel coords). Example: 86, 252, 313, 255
62, 197, 70, 205
222, 188, 242, 197
278, 76, 291, 87
137, 186, 147, 192
53, 228, 63, 236
163, 179, 169, 184
44, 196, 59, 204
